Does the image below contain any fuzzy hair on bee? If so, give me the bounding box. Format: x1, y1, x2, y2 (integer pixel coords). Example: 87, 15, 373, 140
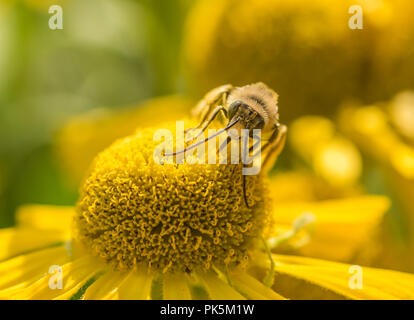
226, 82, 280, 132
228, 83, 279, 124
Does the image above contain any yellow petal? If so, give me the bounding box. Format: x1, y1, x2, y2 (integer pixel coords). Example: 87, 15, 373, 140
268, 171, 361, 204
0, 246, 70, 296
111, 268, 153, 300
163, 273, 192, 300
198, 271, 246, 300
228, 271, 286, 300
15, 205, 74, 233
268, 172, 320, 203
10, 255, 102, 300
272, 254, 414, 300
271, 196, 390, 261
0, 228, 69, 262
83, 271, 127, 300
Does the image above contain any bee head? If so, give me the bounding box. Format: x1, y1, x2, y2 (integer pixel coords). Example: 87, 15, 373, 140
227, 101, 265, 131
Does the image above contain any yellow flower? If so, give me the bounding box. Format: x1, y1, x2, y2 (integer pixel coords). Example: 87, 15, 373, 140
54, 95, 193, 184
339, 101, 414, 181
183, 0, 384, 120
270, 196, 389, 262
388, 91, 414, 142
367, 0, 414, 102
269, 171, 363, 204
1, 123, 413, 300
338, 96, 414, 271
289, 116, 363, 189
74, 122, 273, 272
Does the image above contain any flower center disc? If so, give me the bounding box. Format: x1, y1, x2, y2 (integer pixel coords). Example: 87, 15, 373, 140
74, 123, 271, 272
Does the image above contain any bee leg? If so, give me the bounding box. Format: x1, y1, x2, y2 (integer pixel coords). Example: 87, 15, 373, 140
186, 105, 227, 143
191, 84, 233, 120
186, 84, 233, 135
248, 138, 262, 154
217, 135, 232, 156
249, 127, 278, 158
241, 128, 286, 208
241, 137, 258, 208
261, 124, 287, 171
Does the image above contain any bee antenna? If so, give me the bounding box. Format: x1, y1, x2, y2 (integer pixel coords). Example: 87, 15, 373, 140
164, 117, 240, 157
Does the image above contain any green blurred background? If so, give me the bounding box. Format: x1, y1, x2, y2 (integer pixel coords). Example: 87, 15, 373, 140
0, 0, 193, 227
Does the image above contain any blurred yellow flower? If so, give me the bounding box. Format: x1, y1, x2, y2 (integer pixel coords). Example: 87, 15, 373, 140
183, 0, 387, 120
269, 171, 362, 203
1, 123, 412, 300
289, 116, 363, 188
313, 138, 362, 187
338, 95, 414, 271
339, 103, 414, 179
389, 91, 414, 142
271, 196, 389, 262
54, 95, 193, 184
368, 0, 414, 101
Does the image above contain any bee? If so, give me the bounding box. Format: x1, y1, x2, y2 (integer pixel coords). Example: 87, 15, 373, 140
166, 82, 287, 207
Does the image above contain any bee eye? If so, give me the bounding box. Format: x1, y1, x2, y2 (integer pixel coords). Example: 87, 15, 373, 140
228, 101, 241, 120
255, 117, 265, 129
